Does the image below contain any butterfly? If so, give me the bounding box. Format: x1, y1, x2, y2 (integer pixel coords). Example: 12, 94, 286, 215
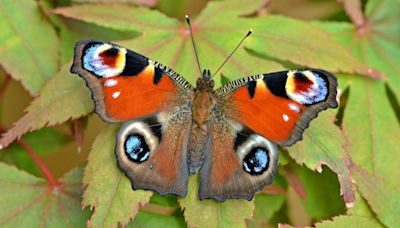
70, 19, 338, 201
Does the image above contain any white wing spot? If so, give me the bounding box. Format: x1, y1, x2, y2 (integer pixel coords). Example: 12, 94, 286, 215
112, 91, 121, 98
289, 103, 300, 112
104, 79, 118, 87
283, 114, 289, 122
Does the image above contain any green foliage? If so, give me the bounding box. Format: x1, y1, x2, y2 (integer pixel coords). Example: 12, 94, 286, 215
0, 0, 59, 95
0, 163, 90, 226
83, 125, 153, 226
0, 0, 399, 227
0, 128, 72, 176
288, 110, 355, 205
315, 215, 382, 227
179, 175, 254, 228
291, 164, 345, 221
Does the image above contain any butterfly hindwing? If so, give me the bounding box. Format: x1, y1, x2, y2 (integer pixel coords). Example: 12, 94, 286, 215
70, 40, 193, 123
216, 69, 338, 146
199, 118, 278, 201
115, 111, 192, 196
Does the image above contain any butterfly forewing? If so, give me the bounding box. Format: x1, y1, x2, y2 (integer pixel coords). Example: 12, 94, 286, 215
216, 69, 338, 146
70, 40, 193, 123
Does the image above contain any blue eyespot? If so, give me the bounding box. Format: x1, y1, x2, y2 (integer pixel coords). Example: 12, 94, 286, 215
124, 134, 150, 163
243, 147, 269, 175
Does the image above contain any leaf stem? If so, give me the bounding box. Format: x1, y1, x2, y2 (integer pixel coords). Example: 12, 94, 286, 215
16, 139, 59, 187
0, 127, 59, 187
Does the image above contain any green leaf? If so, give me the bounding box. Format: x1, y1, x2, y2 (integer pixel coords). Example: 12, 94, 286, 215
0, 63, 93, 149
58, 18, 139, 65
291, 164, 345, 221
0, 128, 72, 176
179, 175, 254, 228
246, 194, 285, 228
337, 74, 400, 189
315, 1, 400, 224
0, 163, 89, 226
53, 0, 373, 80
247, 174, 287, 227
347, 192, 376, 219
287, 111, 355, 206
83, 125, 153, 227
0, 0, 59, 95
71, 0, 159, 7
315, 215, 382, 228
315, 0, 400, 100
128, 210, 186, 228
348, 163, 400, 228
245, 15, 376, 78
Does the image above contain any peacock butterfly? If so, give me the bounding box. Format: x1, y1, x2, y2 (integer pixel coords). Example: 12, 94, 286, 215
70, 16, 337, 201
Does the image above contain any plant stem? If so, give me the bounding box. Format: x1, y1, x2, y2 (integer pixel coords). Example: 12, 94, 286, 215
0, 127, 58, 187
16, 139, 59, 187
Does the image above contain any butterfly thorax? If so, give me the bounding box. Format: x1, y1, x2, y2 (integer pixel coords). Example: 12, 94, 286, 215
191, 70, 216, 130
188, 70, 216, 174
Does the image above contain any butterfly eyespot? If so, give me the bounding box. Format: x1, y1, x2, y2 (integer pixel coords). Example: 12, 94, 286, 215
285, 70, 328, 105
124, 134, 150, 163
82, 43, 127, 78
242, 147, 270, 175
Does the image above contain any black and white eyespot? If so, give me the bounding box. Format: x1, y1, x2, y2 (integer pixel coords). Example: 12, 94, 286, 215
116, 119, 161, 164
285, 70, 328, 105
124, 134, 151, 162
83, 43, 127, 78
235, 133, 278, 176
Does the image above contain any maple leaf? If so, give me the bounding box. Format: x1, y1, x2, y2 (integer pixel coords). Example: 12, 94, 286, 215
0, 0, 59, 95
82, 125, 153, 227
0, 128, 72, 176
0, 0, 392, 226
0, 163, 90, 226
287, 110, 355, 207
315, 0, 400, 100
312, 0, 400, 225
179, 175, 255, 228
314, 215, 382, 227
247, 195, 285, 228
347, 159, 400, 228
0, 63, 93, 149
288, 163, 345, 221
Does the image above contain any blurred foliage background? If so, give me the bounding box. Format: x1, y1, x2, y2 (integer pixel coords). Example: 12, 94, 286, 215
0, 0, 399, 227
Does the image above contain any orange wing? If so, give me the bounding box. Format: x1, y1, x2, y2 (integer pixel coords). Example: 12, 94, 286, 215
216, 70, 338, 146
70, 40, 193, 122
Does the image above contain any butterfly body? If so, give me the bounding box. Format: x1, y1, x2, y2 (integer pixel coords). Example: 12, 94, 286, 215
71, 40, 338, 201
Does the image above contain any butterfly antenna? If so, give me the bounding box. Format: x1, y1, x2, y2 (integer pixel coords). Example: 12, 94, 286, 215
185, 15, 202, 77
211, 29, 253, 78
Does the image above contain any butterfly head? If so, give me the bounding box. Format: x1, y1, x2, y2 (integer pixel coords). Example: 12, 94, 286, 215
196, 69, 214, 91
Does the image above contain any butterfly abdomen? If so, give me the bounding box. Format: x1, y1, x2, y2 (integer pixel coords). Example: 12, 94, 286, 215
188, 122, 210, 174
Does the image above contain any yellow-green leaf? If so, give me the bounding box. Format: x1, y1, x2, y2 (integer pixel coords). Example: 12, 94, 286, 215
83, 125, 153, 227
0, 63, 93, 149
179, 175, 254, 228
315, 215, 382, 228
0, 164, 89, 226
287, 111, 355, 206
348, 163, 400, 228
315, 0, 400, 100
0, 0, 59, 95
